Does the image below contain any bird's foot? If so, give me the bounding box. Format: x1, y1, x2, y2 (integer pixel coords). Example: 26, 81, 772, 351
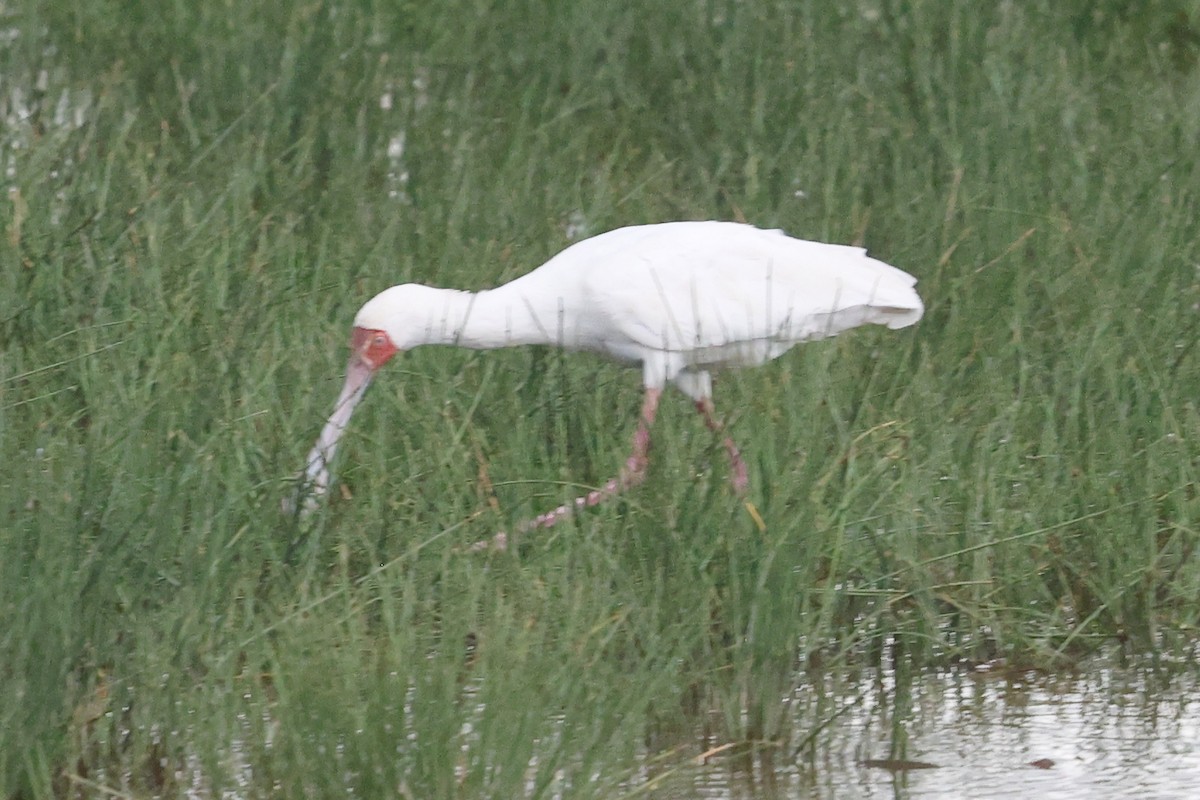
461, 472, 639, 552
462, 530, 509, 553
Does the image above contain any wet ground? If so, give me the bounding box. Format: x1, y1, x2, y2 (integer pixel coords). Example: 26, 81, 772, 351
684, 661, 1199, 799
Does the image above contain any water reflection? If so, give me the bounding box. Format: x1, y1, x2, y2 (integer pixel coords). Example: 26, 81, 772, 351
684, 662, 1200, 799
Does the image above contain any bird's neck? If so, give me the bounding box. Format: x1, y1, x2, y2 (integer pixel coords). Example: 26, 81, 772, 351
420, 284, 560, 350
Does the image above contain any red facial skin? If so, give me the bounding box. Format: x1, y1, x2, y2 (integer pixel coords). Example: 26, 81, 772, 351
352, 327, 399, 369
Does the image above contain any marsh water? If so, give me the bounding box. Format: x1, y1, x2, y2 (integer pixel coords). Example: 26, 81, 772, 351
667, 660, 1199, 799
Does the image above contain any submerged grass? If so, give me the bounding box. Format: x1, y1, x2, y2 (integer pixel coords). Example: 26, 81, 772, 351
2, 0, 1199, 796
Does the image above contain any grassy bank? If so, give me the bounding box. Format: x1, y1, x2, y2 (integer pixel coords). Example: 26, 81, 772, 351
2, 0, 1198, 796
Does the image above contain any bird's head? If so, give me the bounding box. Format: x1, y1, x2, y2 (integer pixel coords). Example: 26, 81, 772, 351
291, 283, 462, 512
350, 283, 460, 368
288, 286, 410, 509
350, 325, 399, 372
349, 285, 411, 371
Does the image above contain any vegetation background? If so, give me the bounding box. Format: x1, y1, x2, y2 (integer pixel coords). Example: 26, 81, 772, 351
2, 0, 1198, 796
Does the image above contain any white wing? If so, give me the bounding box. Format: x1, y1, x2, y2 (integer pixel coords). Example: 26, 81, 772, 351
576, 222, 922, 368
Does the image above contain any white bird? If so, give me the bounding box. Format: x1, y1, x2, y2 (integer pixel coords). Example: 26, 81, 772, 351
292, 221, 923, 533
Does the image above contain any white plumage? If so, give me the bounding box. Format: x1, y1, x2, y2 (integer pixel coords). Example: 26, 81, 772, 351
293, 221, 923, 530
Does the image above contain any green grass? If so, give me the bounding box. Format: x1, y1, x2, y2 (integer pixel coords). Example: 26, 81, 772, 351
2, 0, 1199, 796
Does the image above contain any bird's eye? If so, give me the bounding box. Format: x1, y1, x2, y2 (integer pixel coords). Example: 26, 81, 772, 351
373, 335, 386, 347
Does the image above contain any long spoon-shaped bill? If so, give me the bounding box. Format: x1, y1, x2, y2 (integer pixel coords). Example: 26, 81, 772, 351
284, 356, 373, 515
285, 326, 398, 515
308, 357, 374, 486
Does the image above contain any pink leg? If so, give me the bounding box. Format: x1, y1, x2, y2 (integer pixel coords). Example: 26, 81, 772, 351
696, 397, 748, 495
465, 388, 663, 551
520, 387, 662, 531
